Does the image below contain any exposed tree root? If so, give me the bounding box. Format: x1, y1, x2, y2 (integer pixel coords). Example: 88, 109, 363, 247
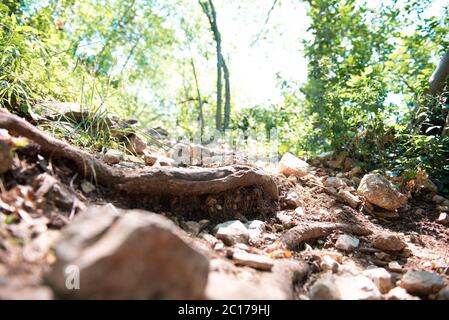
281, 222, 372, 249
0, 111, 278, 200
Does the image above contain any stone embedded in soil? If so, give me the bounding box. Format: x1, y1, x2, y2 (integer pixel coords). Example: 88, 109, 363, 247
276, 212, 296, 229
246, 220, 265, 244
231, 251, 274, 271
46, 205, 209, 299
320, 255, 339, 273
215, 220, 249, 246
357, 173, 407, 211
325, 177, 348, 189
143, 153, 158, 166
285, 192, 302, 208
309, 273, 381, 300
398, 270, 446, 296
80, 181, 95, 194
103, 149, 123, 165
372, 233, 406, 252
335, 234, 359, 252
387, 261, 403, 273
0, 140, 13, 174
127, 134, 147, 155
362, 267, 392, 293
386, 287, 420, 300
437, 212, 448, 225
277, 152, 311, 177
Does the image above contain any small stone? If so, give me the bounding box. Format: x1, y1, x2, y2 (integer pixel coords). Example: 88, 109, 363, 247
128, 134, 147, 155
295, 207, 305, 216
143, 153, 158, 166
276, 212, 296, 229
437, 212, 448, 225
325, 177, 348, 189
80, 181, 95, 193
277, 152, 311, 177
103, 149, 123, 165
357, 173, 407, 211
181, 221, 201, 235
387, 261, 403, 273
386, 287, 420, 300
154, 156, 175, 166
373, 233, 406, 252
362, 268, 392, 293
398, 270, 445, 296
246, 220, 265, 244
215, 220, 249, 246
320, 255, 339, 273
309, 273, 381, 300
232, 251, 274, 271
214, 242, 225, 251
285, 192, 301, 207
335, 234, 359, 252
201, 233, 218, 246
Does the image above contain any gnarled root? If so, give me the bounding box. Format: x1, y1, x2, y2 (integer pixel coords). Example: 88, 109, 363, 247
0, 111, 278, 199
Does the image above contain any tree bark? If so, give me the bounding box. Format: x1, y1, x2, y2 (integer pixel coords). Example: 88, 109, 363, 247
190, 58, 204, 139
223, 58, 231, 130
428, 49, 449, 96
0, 110, 279, 200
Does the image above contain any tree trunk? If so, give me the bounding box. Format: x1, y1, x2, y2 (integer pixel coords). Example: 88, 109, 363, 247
429, 49, 449, 96
190, 58, 204, 138
223, 58, 231, 130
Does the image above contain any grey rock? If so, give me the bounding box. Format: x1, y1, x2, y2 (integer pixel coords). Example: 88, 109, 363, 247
215, 220, 249, 246
46, 205, 209, 299
398, 270, 445, 296
335, 234, 359, 252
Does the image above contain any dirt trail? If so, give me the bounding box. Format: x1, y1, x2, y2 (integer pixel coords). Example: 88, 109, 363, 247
0, 125, 448, 300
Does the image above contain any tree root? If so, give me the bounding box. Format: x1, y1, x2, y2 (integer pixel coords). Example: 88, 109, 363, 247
0, 111, 278, 199
281, 222, 372, 249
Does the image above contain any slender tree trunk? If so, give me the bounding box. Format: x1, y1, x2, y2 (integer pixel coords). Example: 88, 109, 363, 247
223, 58, 231, 130
429, 49, 449, 96
200, 0, 230, 132
191, 58, 204, 138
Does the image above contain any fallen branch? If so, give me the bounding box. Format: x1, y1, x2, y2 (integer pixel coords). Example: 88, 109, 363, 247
0, 111, 278, 199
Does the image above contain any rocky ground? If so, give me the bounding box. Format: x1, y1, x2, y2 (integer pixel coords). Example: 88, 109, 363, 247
0, 120, 448, 300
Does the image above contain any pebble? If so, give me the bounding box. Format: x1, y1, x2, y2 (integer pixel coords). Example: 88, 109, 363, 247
335, 234, 359, 252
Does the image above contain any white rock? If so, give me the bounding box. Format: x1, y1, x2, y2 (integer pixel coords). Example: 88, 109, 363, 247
357, 174, 407, 210
398, 270, 445, 295
309, 273, 381, 300
246, 220, 265, 244
386, 287, 420, 300
320, 255, 339, 273
277, 152, 311, 177
215, 220, 249, 246
362, 268, 392, 293
103, 149, 123, 165
276, 212, 295, 229
387, 261, 403, 273
80, 181, 95, 193
232, 251, 274, 271
437, 212, 448, 225
335, 234, 359, 252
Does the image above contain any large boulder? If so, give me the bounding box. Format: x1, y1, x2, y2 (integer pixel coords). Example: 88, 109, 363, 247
46, 205, 209, 299
357, 174, 407, 211
277, 152, 311, 177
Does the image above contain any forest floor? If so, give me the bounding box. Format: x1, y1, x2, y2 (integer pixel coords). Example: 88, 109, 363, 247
0, 111, 448, 300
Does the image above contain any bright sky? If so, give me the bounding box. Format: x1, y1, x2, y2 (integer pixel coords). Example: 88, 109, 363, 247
217, 0, 310, 107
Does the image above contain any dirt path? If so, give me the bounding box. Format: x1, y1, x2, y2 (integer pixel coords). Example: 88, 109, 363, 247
0, 134, 448, 299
